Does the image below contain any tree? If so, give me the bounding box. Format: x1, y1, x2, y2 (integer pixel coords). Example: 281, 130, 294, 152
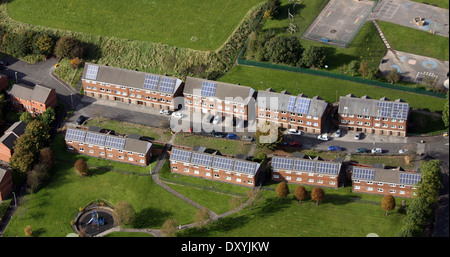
254, 121, 283, 150
39, 147, 55, 170
194, 207, 210, 230
25, 119, 50, 149
2, 32, 28, 57
347, 60, 359, 77
386, 68, 400, 84
19, 111, 34, 124
27, 162, 51, 193
300, 46, 326, 68
263, 36, 304, 66
40, 107, 56, 126
263, 0, 282, 19
34, 33, 55, 56
381, 195, 396, 215
294, 186, 308, 204
417, 159, 443, 205
24, 225, 33, 237
229, 197, 243, 219
311, 187, 324, 206
276, 182, 289, 202
246, 188, 263, 211
10, 134, 40, 174
398, 197, 433, 237
74, 159, 88, 177
54, 36, 84, 58
114, 201, 136, 226
161, 218, 179, 237
442, 91, 449, 127
358, 60, 369, 79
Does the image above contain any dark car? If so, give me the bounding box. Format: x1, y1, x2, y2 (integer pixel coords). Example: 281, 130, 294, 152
242, 135, 254, 141
227, 133, 238, 139
289, 141, 302, 147
356, 148, 367, 153
76, 115, 86, 125
328, 145, 342, 151
211, 130, 225, 138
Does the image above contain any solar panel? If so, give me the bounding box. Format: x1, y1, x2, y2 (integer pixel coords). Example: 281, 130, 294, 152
159, 77, 176, 93
85, 132, 106, 145
286, 96, 296, 112
399, 173, 421, 185
295, 97, 311, 114
170, 149, 192, 162
200, 81, 217, 97
85, 65, 99, 80
213, 156, 235, 171
316, 162, 339, 175
272, 157, 294, 170
191, 153, 213, 167
392, 103, 409, 120
143, 74, 160, 90
353, 168, 375, 180
104, 136, 126, 149
377, 101, 393, 118
234, 161, 257, 175
293, 160, 316, 172
65, 129, 86, 142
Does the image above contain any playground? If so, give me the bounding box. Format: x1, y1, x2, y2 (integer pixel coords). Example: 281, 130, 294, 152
302, 0, 377, 47
75, 206, 116, 237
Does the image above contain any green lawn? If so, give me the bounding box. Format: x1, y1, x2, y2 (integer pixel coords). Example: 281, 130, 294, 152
7, 0, 265, 51
411, 0, 449, 9
377, 20, 449, 61
173, 133, 253, 156
219, 65, 447, 112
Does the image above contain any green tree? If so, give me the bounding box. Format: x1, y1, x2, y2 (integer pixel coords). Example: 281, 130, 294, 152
114, 201, 136, 226
311, 187, 324, 206
40, 107, 56, 126
294, 186, 308, 204
54, 36, 83, 58
276, 182, 290, 202
19, 111, 34, 124
263, 0, 282, 19
34, 33, 54, 56
264, 36, 304, 66
442, 91, 449, 127
358, 60, 369, 78
300, 46, 326, 68
161, 218, 179, 237
1, 32, 28, 57
10, 134, 40, 174
398, 197, 433, 237
25, 119, 50, 149
381, 195, 396, 215
417, 159, 442, 204
194, 207, 210, 231
254, 121, 283, 150
386, 68, 400, 84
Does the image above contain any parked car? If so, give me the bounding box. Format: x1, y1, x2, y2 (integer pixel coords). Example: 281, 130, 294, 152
211, 131, 225, 138
242, 135, 254, 141
356, 148, 367, 153
354, 132, 361, 140
399, 149, 405, 154
335, 129, 341, 138
76, 115, 86, 125
288, 129, 301, 135
328, 145, 342, 151
289, 141, 302, 147
371, 148, 382, 154
212, 115, 221, 124
171, 112, 183, 119
227, 133, 238, 139
160, 109, 170, 115
317, 134, 329, 141
236, 119, 245, 128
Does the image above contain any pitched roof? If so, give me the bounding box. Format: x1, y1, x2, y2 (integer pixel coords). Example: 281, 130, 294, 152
8, 84, 54, 103
256, 89, 328, 118
351, 166, 421, 186
271, 155, 342, 175
338, 95, 410, 120
0, 121, 27, 150
183, 77, 255, 104
82, 63, 182, 94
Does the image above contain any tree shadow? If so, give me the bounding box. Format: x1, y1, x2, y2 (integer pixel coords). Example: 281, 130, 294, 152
178, 215, 252, 237
131, 207, 173, 228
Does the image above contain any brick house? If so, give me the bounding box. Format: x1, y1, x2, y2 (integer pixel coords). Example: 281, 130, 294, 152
270, 153, 343, 188
169, 147, 262, 187
0, 167, 13, 201
64, 126, 153, 166
0, 74, 8, 92
183, 77, 256, 122
81, 63, 183, 111
350, 164, 421, 198
256, 88, 330, 134
7, 84, 57, 116
338, 94, 409, 137
0, 121, 27, 163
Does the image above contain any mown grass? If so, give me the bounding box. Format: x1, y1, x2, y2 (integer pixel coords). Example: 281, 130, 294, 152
219, 65, 447, 112
6, 0, 265, 51
411, 0, 449, 9
53, 58, 84, 89
173, 133, 253, 156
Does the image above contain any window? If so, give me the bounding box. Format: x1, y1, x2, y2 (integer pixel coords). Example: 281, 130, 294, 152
226, 176, 231, 181
89, 150, 94, 154
236, 178, 241, 182
390, 189, 396, 193
79, 148, 84, 152
140, 159, 145, 164
184, 168, 189, 172
367, 187, 373, 191
354, 185, 360, 189
286, 176, 291, 181
214, 174, 220, 178
194, 170, 199, 175
119, 156, 124, 159
172, 166, 178, 170
308, 179, 314, 183
296, 177, 302, 182
377, 188, 384, 192
128, 157, 133, 161
108, 153, 113, 157
206, 172, 211, 177
68, 146, 74, 150
100, 152, 105, 156
273, 175, 279, 179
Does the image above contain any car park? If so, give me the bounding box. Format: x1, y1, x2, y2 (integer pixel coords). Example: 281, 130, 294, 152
371, 148, 382, 154
227, 133, 238, 139
288, 129, 301, 135
356, 148, 367, 153
317, 134, 329, 141
76, 115, 86, 125
328, 145, 342, 151
335, 129, 341, 138
160, 109, 170, 115
171, 112, 183, 119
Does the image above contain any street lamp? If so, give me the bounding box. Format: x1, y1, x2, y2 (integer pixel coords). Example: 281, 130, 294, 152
12, 192, 17, 207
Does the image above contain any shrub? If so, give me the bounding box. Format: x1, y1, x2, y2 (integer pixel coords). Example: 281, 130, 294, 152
54, 36, 84, 58
114, 201, 136, 226
74, 159, 88, 176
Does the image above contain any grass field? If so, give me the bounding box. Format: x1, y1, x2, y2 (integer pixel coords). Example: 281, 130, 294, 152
6, 0, 265, 51
219, 65, 447, 112
173, 133, 253, 156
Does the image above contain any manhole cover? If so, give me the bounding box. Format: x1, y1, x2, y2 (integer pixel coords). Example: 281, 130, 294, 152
330, 29, 337, 33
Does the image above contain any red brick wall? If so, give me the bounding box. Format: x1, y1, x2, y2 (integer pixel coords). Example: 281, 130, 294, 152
338, 114, 407, 136
0, 169, 13, 201
271, 169, 339, 188
0, 144, 13, 163
0, 76, 8, 92
184, 94, 249, 121
352, 180, 416, 198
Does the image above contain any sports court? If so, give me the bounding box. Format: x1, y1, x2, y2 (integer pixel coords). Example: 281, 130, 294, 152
302, 0, 377, 47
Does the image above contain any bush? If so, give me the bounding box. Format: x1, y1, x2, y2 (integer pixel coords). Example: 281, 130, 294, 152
114, 201, 136, 226
74, 159, 88, 176
54, 36, 84, 58
263, 36, 304, 66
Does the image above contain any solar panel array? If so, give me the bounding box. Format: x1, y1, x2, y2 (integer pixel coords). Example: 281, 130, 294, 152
85, 132, 106, 145
293, 160, 315, 172
213, 157, 235, 171
392, 103, 409, 120
377, 101, 393, 118
105, 136, 126, 149
159, 77, 176, 93
295, 98, 311, 114
316, 162, 339, 175
352, 168, 375, 180
286, 96, 296, 112
85, 65, 99, 80
191, 153, 214, 166
399, 173, 421, 185
143, 74, 160, 90
200, 81, 217, 97
272, 157, 294, 170
170, 149, 192, 162
234, 161, 257, 175
65, 129, 86, 142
